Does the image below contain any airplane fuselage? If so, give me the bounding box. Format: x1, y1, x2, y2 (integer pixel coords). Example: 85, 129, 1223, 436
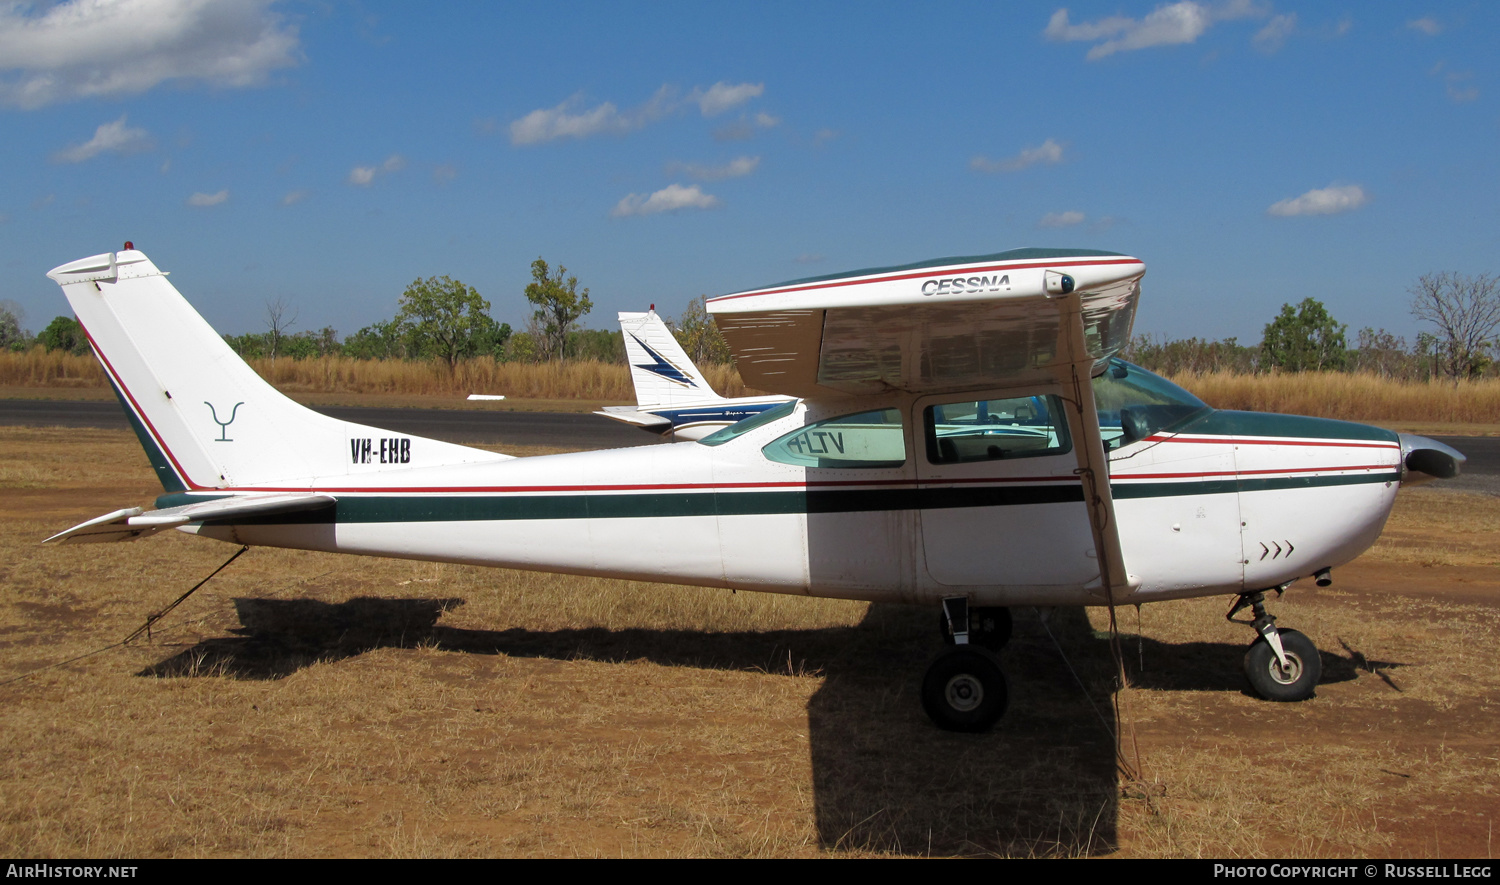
182, 381, 1402, 608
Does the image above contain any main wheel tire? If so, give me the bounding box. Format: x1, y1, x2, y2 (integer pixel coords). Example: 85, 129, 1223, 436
1243, 628, 1321, 702
921, 646, 1009, 732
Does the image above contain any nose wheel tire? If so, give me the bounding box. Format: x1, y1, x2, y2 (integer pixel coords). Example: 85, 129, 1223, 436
921, 646, 1009, 732
1243, 628, 1321, 702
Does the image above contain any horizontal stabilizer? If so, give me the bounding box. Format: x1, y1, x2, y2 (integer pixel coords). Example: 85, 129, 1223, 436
46, 492, 337, 544
592, 406, 673, 430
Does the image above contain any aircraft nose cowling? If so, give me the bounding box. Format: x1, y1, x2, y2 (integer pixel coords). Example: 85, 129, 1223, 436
1398, 434, 1466, 485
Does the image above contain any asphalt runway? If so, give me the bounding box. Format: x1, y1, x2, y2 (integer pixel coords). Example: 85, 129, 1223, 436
0, 398, 654, 450
1, 399, 1494, 493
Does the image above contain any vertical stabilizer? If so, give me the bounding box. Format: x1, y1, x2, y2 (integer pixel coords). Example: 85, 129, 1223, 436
48, 249, 505, 492
618, 309, 721, 408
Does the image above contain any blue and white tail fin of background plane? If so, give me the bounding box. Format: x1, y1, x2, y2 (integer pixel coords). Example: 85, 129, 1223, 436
618, 309, 720, 408
47, 249, 507, 498
598, 308, 792, 441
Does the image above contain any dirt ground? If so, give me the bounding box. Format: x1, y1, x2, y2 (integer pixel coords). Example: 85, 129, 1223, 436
0, 427, 1496, 858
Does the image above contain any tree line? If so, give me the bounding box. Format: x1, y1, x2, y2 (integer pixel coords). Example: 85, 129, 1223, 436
7, 268, 1498, 386
1127, 272, 1500, 384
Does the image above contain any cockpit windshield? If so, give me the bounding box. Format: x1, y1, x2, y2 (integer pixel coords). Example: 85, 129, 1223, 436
1092, 358, 1210, 449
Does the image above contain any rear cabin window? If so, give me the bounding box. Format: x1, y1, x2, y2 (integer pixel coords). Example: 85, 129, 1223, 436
925, 395, 1071, 464
762, 408, 905, 468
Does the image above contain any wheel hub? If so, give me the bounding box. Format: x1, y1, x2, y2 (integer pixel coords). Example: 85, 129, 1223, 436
1268, 652, 1303, 685
944, 674, 984, 712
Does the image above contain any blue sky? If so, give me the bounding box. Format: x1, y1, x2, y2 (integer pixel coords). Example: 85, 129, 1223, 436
1, 1, 1495, 349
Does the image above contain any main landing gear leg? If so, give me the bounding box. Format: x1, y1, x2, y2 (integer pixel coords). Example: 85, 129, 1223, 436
1227, 587, 1321, 702
922, 597, 1009, 732
939, 600, 1014, 651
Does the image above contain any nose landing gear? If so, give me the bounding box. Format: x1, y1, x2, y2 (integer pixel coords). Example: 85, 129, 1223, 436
1228, 588, 1322, 702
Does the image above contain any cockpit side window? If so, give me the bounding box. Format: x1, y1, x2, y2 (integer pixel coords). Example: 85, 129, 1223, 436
762, 408, 905, 468
924, 395, 1072, 464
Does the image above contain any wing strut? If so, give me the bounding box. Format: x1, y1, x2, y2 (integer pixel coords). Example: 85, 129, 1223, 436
1049, 289, 1130, 602
1051, 286, 1145, 781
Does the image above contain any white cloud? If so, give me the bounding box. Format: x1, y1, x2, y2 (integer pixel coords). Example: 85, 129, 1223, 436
713, 112, 780, 142
280, 190, 306, 206
1038, 210, 1086, 228
433, 163, 457, 184
1047, 2, 1271, 60
971, 138, 1065, 173
689, 81, 763, 116
0, 0, 300, 110
52, 115, 152, 163
1447, 83, 1479, 103
513, 82, 767, 145
671, 155, 760, 181
1253, 13, 1296, 53
1437, 69, 1478, 103
187, 190, 228, 207
347, 155, 403, 186
510, 86, 675, 145
1407, 18, 1442, 36
510, 99, 628, 144
1267, 184, 1368, 217
611, 183, 721, 218
1045, 9, 1136, 41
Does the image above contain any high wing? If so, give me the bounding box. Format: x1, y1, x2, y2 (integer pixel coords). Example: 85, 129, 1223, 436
708, 247, 1147, 602
707, 248, 1144, 398
46, 492, 337, 544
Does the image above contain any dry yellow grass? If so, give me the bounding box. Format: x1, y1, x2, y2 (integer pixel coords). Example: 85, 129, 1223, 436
0, 350, 103, 388
4, 348, 1497, 424
1171, 370, 1500, 426
0, 349, 758, 401
1, 430, 1498, 857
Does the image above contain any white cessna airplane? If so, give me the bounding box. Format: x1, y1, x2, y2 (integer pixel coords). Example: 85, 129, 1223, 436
45, 246, 1464, 731
594, 308, 790, 440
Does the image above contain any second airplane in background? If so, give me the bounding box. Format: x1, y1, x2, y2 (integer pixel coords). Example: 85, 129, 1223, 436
594, 308, 791, 441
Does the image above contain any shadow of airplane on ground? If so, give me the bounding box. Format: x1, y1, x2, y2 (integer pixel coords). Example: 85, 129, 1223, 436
137, 595, 1396, 856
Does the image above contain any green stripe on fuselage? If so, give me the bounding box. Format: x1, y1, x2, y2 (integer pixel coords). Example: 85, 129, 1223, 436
184, 467, 1397, 527
1183, 410, 1399, 443
1113, 471, 1400, 499
206, 484, 1088, 526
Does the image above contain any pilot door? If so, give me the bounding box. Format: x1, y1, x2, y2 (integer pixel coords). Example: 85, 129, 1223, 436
914, 391, 1099, 588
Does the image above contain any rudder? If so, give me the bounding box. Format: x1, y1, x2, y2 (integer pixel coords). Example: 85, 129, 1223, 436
49, 249, 504, 492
